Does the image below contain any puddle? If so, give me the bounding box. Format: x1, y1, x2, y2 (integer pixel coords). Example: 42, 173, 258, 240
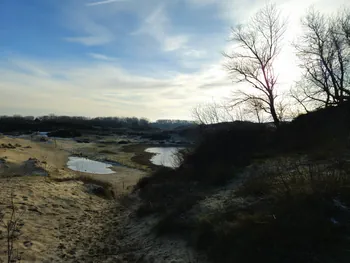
145, 147, 184, 168
67, 157, 115, 174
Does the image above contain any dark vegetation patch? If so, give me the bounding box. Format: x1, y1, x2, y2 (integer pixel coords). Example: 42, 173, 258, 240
98, 149, 117, 155
51, 175, 115, 199
0, 116, 151, 134
140, 132, 171, 141
135, 101, 350, 263
117, 140, 129, 144
47, 129, 82, 138
121, 144, 159, 170
190, 158, 350, 263
277, 101, 350, 154
0, 143, 17, 149
75, 138, 90, 143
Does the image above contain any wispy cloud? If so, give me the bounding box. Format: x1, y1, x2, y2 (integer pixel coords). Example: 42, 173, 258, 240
0, 56, 232, 119
65, 36, 112, 46
134, 5, 189, 52
8, 59, 50, 77
86, 0, 126, 7
163, 36, 188, 52
88, 53, 118, 61
3, 0, 349, 119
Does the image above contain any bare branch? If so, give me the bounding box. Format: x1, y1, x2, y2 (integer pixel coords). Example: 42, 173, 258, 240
224, 3, 287, 126
294, 8, 350, 108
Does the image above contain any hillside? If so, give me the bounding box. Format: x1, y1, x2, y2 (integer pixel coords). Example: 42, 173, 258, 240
134, 101, 350, 263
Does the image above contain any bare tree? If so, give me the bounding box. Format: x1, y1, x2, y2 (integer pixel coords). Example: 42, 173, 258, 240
192, 101, 235, 125
290, 80, 326, 112
192, 104, 218, 125
293, 8, 350, 111
224, 3, 287, 126
248, 98, 265, 123
229, 90, 270, 123
340, 9, 350, 46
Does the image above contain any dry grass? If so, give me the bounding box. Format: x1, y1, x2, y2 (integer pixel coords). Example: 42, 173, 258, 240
188, 157, 350, 263
50, 175, 116, 199
0, 193, 24, 263
136, 155, 350, 263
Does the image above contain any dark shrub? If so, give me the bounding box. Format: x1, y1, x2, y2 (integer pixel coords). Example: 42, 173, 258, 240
48, 129, 82, 138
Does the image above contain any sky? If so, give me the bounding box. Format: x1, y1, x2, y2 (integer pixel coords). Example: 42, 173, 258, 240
0, 0, 348, 120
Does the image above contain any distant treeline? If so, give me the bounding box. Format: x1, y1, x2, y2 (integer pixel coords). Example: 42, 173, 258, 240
0, 115, 194, 133
150, 119, 195, 130
0, 115, 149, 133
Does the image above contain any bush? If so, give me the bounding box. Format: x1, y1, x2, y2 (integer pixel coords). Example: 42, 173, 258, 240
189, 158, 350, 263
134, 103, 350, 263
185, 122, 273, 170
276, 101, 350, 153
135, 167, 200, 217
191, 195, 349, 263
47, 129, 82, 138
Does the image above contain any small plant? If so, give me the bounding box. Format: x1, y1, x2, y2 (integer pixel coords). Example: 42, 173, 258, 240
1, 193, 23, 263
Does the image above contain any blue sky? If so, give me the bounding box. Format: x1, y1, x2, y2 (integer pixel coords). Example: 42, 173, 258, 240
0, 0, 348, 120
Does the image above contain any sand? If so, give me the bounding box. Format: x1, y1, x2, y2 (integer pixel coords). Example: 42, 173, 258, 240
0, 137, 125, 262
0, 136, 204, 263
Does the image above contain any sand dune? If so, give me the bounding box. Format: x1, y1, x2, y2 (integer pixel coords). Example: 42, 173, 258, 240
0, 136, 202, 263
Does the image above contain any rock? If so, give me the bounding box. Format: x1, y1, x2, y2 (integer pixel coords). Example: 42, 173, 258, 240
85, 184, 106, 197
23, 241, 33, 248
22, 158, 48, 176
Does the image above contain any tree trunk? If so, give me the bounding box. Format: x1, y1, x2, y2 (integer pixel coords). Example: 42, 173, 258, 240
270, 101, 280, 126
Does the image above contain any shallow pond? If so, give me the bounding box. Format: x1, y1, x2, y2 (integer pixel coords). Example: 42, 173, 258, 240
145, 147, 184, 168
67, 157, 115, 174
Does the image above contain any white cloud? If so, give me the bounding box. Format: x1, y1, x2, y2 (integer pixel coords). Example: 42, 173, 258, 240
163, 36, 188, 52
0, 56, 233, 119
186, 0, 217, 6
65, 36, 112, 46
133, 5, 189, 52
88, 53, 118, 61
182, 49, 207, 58
3, 0, 350, 119
7, 59, 50, 77
86, 0, 126, 7
62, 3, 115, 46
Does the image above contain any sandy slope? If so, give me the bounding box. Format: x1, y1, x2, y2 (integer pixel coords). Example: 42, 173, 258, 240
0, 137, 123, 262
0, 137, 109, 262
0, 136, 204, 263
0, 177, 111, 263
